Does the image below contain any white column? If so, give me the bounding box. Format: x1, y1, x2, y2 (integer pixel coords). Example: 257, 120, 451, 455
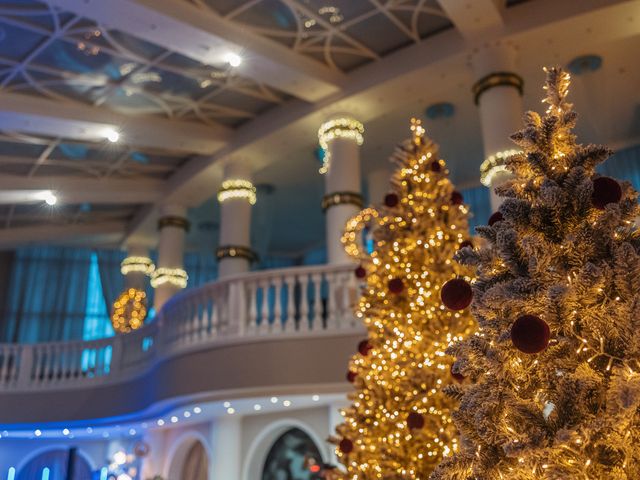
210, 416, 242, 480
319, 116, 364, 265
471, 42, 524, 210
152, 204, 189, 311
217, 161, 256, 279
367, 168, 391, 205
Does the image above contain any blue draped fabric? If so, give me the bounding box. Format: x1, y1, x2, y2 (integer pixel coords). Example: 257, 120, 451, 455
184, 251, 218, 287
3, 247, 92, 343
460, 185, 492, 234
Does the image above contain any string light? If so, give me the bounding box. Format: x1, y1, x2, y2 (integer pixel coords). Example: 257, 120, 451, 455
479, 149, 520, 186
217, 179, 257, 204
150, 268, 188, 289
317, 117, 364, 174
111, 288, 147, 333
120, 256, 155, 276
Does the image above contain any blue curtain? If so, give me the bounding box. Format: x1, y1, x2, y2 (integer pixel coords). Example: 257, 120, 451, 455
3, 247, 92, 343
598, 144, 640, 191
17, 449, 92, 480
460, 185, 492, 234
84, 253, 114, 340
184, 251, 218, 287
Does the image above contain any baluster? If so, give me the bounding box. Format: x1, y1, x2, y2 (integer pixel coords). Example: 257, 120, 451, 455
44, 344, 54, 385
346, 271, 359, 328
326, 271, 338, 330
0, 347, 8, 387
211, 300, 220, 338
311, 273, 322, 331
273, 276, 283, 332
9, 346, 19, 385
283, 275, 296, 333
298, 273, 310, 332
17, 345, 33, 389
248, 281, 258, 335
259, 279, 270, 335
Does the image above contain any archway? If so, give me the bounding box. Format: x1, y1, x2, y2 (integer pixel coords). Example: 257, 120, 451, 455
17, 448, 92, 480
166, 433, 211, 480
262, 427, 324, 480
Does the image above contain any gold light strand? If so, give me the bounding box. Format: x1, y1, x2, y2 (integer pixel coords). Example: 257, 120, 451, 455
217, 179, 257, 205
317, 117, 364, 174
120, 256, 155, 276
150, 268, 188, 289
111, 288, 147, 333
479, 149, 520, 186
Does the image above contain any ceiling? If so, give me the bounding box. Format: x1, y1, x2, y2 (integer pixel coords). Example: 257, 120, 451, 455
0, 0, 638, 258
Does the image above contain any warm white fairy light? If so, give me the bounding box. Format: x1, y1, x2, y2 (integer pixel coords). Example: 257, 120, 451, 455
150, 268, 188, 289
318, 117, 364, 174
120, 256, 155, 276
480, 149, 520, 186
217, 179, 257, 205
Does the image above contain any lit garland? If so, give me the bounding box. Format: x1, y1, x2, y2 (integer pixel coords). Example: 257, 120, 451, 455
330, 118, 476, 478
111, 288, 147, 334
120, 256, 155, 276
217, 179, 257, 205
317, 117, 364, 174
150, 267, 188, 289
479, 148, 520, 186
321, 191, 364, 211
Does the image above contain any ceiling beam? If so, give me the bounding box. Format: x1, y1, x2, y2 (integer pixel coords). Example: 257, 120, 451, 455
0, 92, 231, 155
47, 0, 346, 102
0, 222, 126, 250
436, 0, 504, 39
0, 175, 165, 204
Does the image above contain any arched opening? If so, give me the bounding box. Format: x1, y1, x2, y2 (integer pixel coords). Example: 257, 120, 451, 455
261, 427, 324, 480
17, 448, 92, 480
166, 434, 210, 480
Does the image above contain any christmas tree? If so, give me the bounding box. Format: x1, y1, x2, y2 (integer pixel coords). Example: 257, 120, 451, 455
330, 119, 476, 479
432, 67, 640, 480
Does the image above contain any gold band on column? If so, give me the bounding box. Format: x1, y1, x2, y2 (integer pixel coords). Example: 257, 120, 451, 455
322, 191, 364, 212
472, 72, 524, 105
216, 245, 258, 263
157, 216, 190, 232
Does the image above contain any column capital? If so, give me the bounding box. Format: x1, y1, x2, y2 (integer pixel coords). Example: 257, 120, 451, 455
322, 191, 364, 212
216, 245, 258, 263
318, 116, 364, 175
157, 215, 191, 232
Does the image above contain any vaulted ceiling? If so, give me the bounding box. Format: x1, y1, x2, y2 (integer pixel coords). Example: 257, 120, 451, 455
0, 0, 638, 255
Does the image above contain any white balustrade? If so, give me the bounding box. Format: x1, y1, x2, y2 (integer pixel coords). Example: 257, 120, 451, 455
0, 263, 362, 392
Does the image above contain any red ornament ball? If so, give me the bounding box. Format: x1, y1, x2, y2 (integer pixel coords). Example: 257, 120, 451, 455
354, 266, 366, 279
511, 315, 550, 354
384, 192, 399, 208
451, 191, 464, 205
441, 278, 473, 310
134, 441, 150, 458
346, 370, 357, 383
388, 277, 404, 294
339, 438, 354, 454
592, 177, 622, 209
488, 211, 503, 226
450, 364, 465, 383
358, 339, 373, 356
458, 240, 473, 250
406, 412, 425, 430
430, 161, 441, 172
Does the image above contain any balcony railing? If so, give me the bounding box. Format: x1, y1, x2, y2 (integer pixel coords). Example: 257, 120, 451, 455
0, 263, 361, 392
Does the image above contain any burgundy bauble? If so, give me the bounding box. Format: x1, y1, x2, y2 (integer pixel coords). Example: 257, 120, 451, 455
592, 177, 622, 209
339, 438, 354, 454
430, 161, 441, 172
440, 278, 473, 310
488, 211, 503, 226
388, 277, 404, 294
358, 339, 372, 356
354, 265, 367, 279
511, 315, 551, 354
450, 364, 465, 383
458, 240, 473, 250
384, 192, 400, 208
406, 412, 425, 430
451, 191, 464, 206
346, 370, 357, 383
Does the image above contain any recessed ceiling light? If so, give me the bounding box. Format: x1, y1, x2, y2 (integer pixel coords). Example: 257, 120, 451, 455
86, 427, 93, 434
223, 401, 231, 408
312, 395, 320, 402
227, 407, 235, 415
193, 407, 202, 414
224, 52, 242, 67
38, 190, 57, 206
34, 429, 42, 437
104, 128, 120, 143
170, 416, 178, 423
283, 400, 291, 407
184, 411, 191, 418
157, 419, 165, 426
253, 404, 261, 411
270, 397, 278, 404
129, 428, 136, 436
62, 428, 70, 436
